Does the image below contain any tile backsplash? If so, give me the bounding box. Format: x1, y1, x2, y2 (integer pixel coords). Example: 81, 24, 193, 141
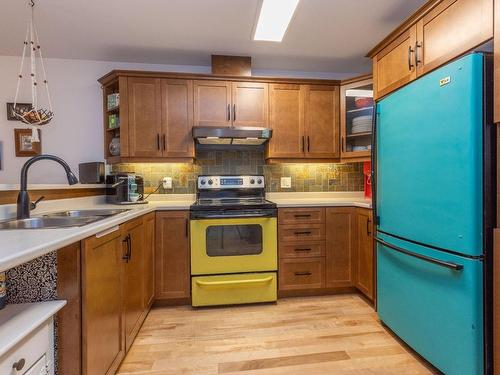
112, 150, 364, 194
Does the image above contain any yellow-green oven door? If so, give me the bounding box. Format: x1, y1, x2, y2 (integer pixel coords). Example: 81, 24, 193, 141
190, 217, 277, 275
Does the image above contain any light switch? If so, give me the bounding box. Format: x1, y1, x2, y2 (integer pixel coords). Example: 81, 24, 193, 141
281, 177, 292, 189
162, 177, 173, 189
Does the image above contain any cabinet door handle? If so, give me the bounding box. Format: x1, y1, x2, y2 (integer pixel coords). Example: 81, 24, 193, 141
415, 41, 422, 66
307, 136, 310, 152
341, 136, 345, 153
156, 134, 160, 150
122, 234, 131, 262
367, 219, 372, 236
227, 104, 231, 122
162, 134, 166, 151
294, 248, 312, 252
12, 358, 26, 371
408, 46, 415, 71
295, 271, 312, 276
301, 136, 305, 152
294, 231, 312, 236
127, 234, 132, 261
185, 218, 189, 238
233, 104, 236, 122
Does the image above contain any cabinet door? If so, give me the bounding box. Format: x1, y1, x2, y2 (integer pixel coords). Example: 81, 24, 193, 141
161, 79, 194, 158
304, 85, 339, 159
123, 219, 144, 352
268, 84, 305, 158
82, 227, 124, 375
155, 211, 190, 301
231, 82, 269, 127
373, 25, 417, 99
355, 209, 374, 300
416, 0, 493, 77
193, 80, 231, 127
128, 77, 162, 157
325, 207, 356, 288
143, 213, 155, 309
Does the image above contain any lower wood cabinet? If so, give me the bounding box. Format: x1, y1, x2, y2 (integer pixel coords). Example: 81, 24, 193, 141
325, 207, 356, 288
155, 211, 191, 303
279, 257, 325, 291
355, 208, 375, 301
82, 226, 125, 375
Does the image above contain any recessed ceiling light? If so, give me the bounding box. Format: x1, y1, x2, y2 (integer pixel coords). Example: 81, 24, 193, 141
253, 0, 300, 42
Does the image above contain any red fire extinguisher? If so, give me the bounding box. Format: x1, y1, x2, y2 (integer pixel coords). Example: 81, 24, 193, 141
363, 161, 372, 199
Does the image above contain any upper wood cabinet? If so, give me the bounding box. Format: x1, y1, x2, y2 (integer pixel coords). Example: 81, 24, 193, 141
325, 207, 356, 288
231, 82, 269, 127
268, 84, 305, 158
304, 85, 340, 159
155, 211, 191, 302
416, 0, 493, 76
370, 0, 493, 99
161, 79, 194, 158
128, 77, 162, 157
194, 80, 232, 127
373, 26, 417, 100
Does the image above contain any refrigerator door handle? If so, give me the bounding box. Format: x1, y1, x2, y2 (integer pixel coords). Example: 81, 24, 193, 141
374, 237, 464, 271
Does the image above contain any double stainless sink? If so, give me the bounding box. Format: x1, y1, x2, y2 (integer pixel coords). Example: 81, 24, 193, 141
0, 209, 130, 229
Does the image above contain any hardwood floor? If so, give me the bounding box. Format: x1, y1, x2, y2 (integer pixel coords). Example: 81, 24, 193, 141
117, 295, 437, 374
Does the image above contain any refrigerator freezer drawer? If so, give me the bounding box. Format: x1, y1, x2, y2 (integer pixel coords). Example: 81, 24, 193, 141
376, 233, 484, 375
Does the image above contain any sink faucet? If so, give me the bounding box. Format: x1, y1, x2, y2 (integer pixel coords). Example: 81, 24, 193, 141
17, 154, 79, 219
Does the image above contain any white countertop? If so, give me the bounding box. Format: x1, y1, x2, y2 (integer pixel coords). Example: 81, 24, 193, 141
0, 300, 66, 358
0, 192, 371, 272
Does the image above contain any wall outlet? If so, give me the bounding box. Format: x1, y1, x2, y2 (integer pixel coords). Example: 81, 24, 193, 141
281, 177, 292, 189
162, 177, 173, 189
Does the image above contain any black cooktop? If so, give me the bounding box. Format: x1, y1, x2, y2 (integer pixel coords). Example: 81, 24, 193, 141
190, 197, 276, 211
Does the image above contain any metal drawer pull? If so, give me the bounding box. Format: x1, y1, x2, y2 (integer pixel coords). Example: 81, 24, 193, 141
294, 271, 312, 276
12, 358, 25, 371
294, 248, 311, 252
294, 231, 312, 235
408, 46, 415, 70
374, 237, 463, 271
294, 214, 311, 218
196, 277, 273, 287
95, 225, 120, 238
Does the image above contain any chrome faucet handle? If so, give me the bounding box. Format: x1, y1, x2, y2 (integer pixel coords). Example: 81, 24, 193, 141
30, 196, 45, 210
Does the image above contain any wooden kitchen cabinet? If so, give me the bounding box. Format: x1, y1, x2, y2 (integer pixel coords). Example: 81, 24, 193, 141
128, 77, 162, 157
122, 218, 145, 352
370, 0, 493, 99
143, 212, 155, 309
161, 79, 194, 158
155, 211, 191, 303
268, 84, 306, 159
355, 208, 374, 301
304, 85, 340, 159
193, 80, 232, 127
279, 257, 325, 291
372, 26, 417, 100
325, 207, 356, 288
231, 82, 269, 127
82, 226, 125, 375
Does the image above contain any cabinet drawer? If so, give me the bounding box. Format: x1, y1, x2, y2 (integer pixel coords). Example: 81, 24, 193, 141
279, 224, 325, 242
279, 208, 325, 224
279, 241, 325, 258
279, 258, 325, 290
0, 320, 51, 375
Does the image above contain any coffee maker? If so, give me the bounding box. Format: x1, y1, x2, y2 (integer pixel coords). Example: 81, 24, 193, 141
106, 173, 147, 205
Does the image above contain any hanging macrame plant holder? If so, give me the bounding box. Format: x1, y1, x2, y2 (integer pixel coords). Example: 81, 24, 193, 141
13, 0, 53, 143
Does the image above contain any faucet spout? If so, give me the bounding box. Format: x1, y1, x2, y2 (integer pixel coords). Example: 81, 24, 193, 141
17, 154, 79, 219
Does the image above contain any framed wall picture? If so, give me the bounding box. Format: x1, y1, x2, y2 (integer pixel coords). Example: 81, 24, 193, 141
14, 128, 41, 157
7, 103, 32, 121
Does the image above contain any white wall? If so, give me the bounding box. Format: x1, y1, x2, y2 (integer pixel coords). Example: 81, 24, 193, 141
0, 56, 352, 184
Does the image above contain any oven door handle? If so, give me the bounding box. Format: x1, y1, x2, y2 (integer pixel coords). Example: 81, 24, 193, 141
195, 276, 273, 288
192, 212, 276, 219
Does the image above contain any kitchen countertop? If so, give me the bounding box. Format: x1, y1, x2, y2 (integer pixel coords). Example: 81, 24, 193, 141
0, 192, 371, 272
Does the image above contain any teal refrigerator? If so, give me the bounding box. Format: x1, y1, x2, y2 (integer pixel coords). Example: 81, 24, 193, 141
374, 53, 495, 374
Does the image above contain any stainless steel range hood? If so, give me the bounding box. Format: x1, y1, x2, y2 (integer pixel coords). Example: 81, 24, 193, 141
193, 127, 272, 146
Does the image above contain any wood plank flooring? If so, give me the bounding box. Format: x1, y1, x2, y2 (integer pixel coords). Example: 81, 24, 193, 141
117, 294, 437, 374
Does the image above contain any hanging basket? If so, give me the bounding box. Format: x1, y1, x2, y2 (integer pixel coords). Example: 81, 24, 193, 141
12, 106, 53, 126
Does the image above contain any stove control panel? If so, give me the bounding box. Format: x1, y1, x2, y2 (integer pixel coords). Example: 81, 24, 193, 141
198, 175, 265, 189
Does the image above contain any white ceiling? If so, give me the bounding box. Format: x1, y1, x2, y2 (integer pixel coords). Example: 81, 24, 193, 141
0, 0, 426, 75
